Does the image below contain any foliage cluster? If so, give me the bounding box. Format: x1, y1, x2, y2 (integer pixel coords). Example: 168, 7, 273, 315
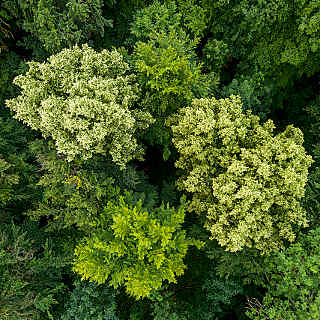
6, 44, 154, 167
61, 280, 118, 320
0, 221, 73, 319
2, 0, 112, 55
168, 95, 312, 253
74, 196, 203, 299
247, 227, 320, 320
0, 0, 319, 319
130, 1, 218, 158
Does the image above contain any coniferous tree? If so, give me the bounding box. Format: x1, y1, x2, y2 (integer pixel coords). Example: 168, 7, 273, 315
73, 196, 203, 299
247, 227, 320, 320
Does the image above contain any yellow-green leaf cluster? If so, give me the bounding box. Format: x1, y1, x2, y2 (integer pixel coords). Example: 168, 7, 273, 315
168, 95, 313, 253
73, 197, 203, 299
6, 44, 154, 168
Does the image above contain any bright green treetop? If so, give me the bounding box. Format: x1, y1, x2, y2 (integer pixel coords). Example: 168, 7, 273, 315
131, 0, 217, 117
6, 44, 154, 168
73, 197, 203, 300
168, 95, 313, 253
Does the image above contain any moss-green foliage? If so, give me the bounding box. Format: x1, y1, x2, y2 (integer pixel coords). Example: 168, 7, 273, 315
134, 41, 202, 115
202, 39, 230, 74
0, 114, 39, 223
130, 0, 206, 46
202, 0, 320, 80
247, 227, 320, 320
147, 251, 245, 320
0, 157, 19, 206
73, 196, 203, 299
0, 13, 12, 53
222, 72, 274, 120
61, 280, 118, 320
2, 0, 112, 55
131, 0, 217, 117
27, 140, 120, 231
0, 52, 25, 111
172, 0, 208, 38
301, 96, 320, 228
27, 139, 158, 231
6, 44, 154, 167
206, 243, 267, 287
168, 95, 313, 253
130, 1, 218, 158
0, 220, 74, 320
197, 0, 320, 118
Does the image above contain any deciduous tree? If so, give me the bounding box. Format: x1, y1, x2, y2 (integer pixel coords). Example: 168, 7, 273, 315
168, 95, 313, 253
6, 44, 154, 168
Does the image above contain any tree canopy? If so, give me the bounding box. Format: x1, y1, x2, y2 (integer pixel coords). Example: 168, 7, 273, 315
6, 44, 154, 168
73, 197, 203, 299
168, 95, 313, 253
0, 0, 319, 318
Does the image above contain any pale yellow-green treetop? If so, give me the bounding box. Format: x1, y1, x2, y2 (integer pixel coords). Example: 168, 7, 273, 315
167, 95, 313, 253
6, 44, 154, 169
